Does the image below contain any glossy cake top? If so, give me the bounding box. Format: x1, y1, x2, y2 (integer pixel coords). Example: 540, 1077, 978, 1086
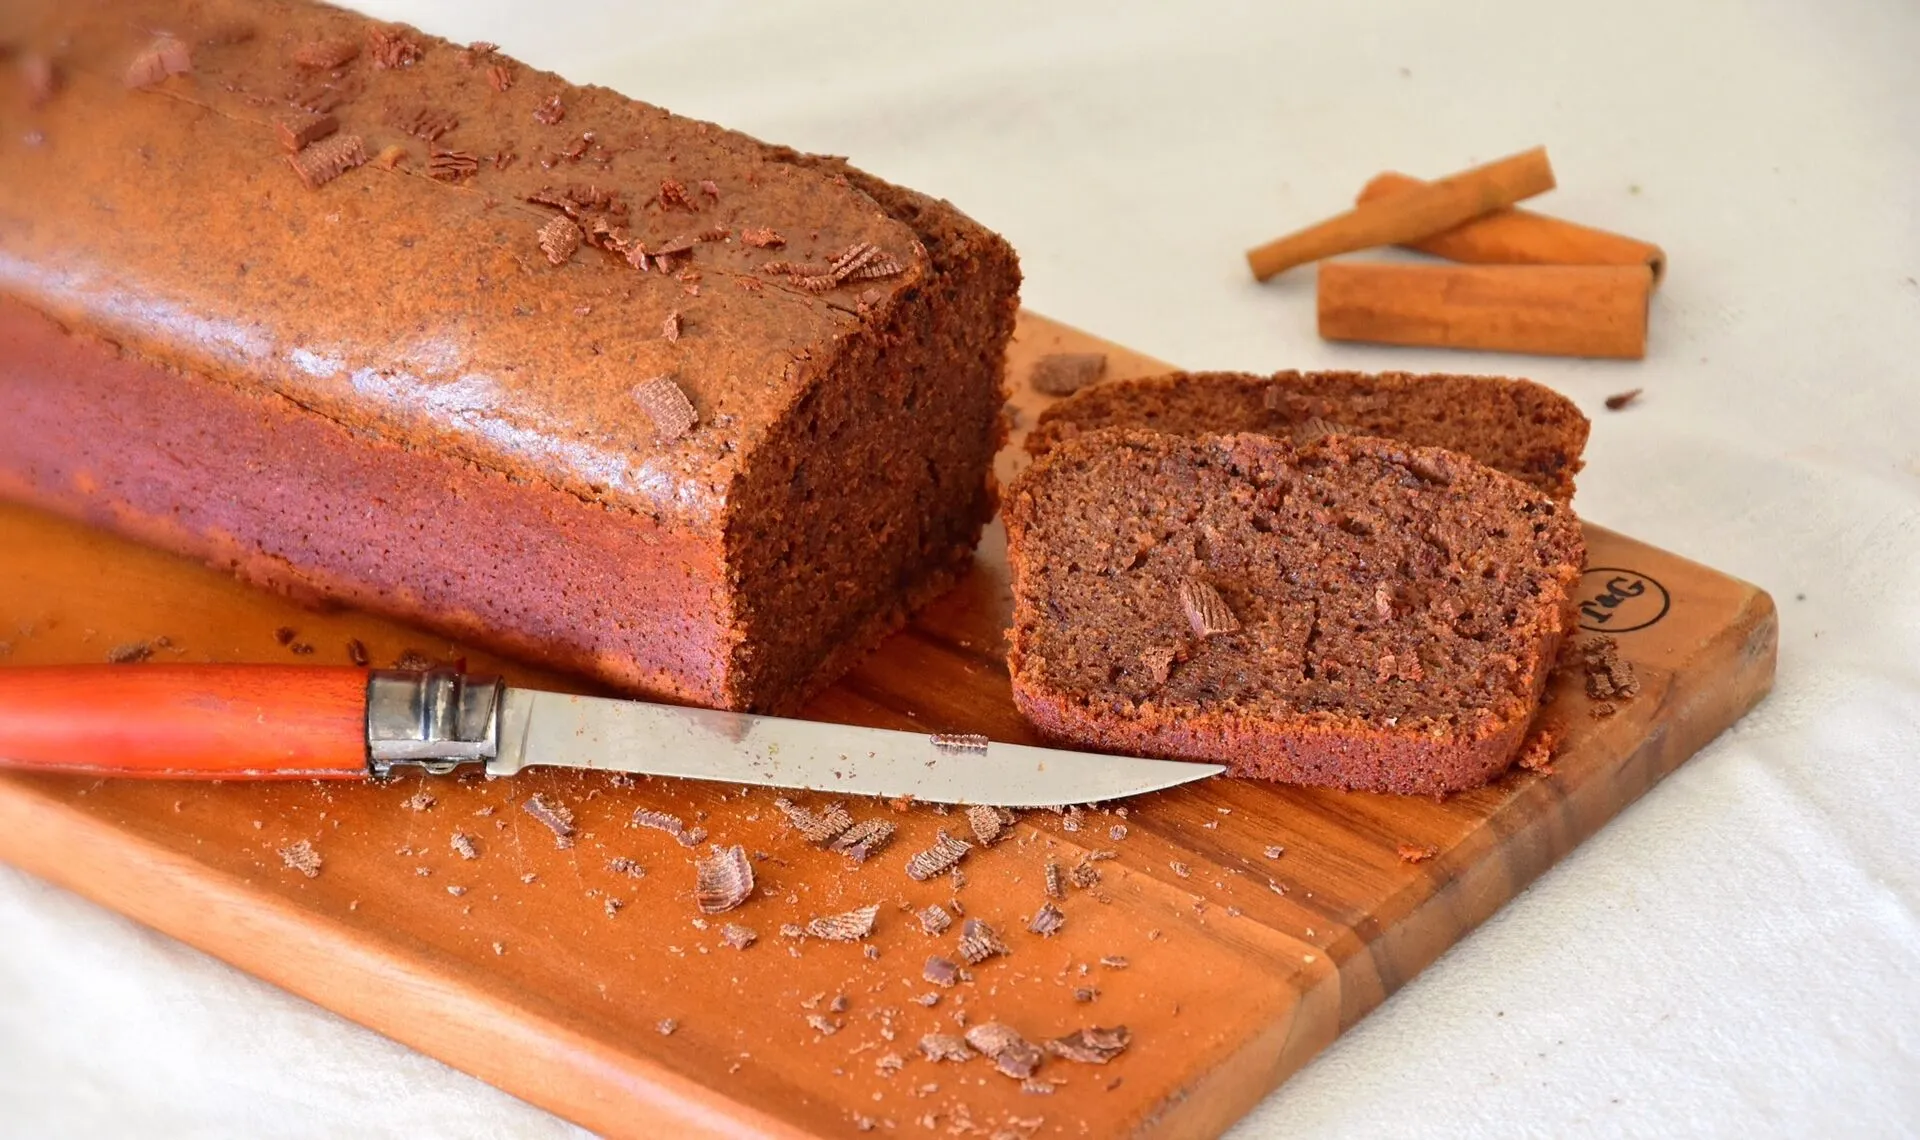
0, 0, 931, 524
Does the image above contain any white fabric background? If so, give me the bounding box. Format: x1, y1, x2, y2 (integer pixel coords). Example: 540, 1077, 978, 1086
4, 1, 1919, 1136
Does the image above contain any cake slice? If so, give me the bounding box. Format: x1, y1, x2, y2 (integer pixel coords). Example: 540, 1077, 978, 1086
1025, 371, 1589, 501
1003, 430, 1585, 796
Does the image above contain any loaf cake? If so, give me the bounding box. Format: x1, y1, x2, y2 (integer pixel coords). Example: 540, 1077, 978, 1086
0, 0, 1019, 712
1003, 430, 1585, 795
1025, 371, 1589, 500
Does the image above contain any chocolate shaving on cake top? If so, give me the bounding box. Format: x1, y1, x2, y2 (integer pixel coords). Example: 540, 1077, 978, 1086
633, 375, 698, 441
388, 104, 458, 142
538, 214, 583, 266
287, 133, 368, 189
486, 63, 515, 91
125, 36, 192, 89
740, 227, 785, 249
806, 903, 880, 941
659, 179, 697, 211
964, 1023, 1043, 1079
1047, 1026, 1131, 1064
1178, 578, 1241, 637
366, 25, 422, 69
428, 147, 477, 181
292, 38, 358, 70
275, 112, 338, 153
695, 844, 755, 914
1029, 352, 1108, 396
905, 830, 972, 881
532, 94, 565, 125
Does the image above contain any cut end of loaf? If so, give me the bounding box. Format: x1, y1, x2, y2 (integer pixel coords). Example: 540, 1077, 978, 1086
1002, 429, 1585, 796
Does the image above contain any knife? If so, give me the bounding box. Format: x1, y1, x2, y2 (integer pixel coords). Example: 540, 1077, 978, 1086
0, 666, 1222, 807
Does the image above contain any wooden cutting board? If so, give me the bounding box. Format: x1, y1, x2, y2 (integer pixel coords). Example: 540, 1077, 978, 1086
0, 313, 1775, 1140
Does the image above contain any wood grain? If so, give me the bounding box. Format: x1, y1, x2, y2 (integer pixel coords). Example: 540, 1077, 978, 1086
0, 312, 1775, 1139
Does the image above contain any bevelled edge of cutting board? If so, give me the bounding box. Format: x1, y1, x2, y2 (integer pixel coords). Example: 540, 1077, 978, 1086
0, 311, 1776, 1140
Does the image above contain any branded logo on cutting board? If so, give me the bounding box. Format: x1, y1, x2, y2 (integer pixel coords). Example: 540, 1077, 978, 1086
1576, 568, 1670, 633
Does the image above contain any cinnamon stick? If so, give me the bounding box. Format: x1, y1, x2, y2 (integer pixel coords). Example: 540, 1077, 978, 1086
1245, 147, 1554, 282
1317, 262, 1651, 359
1358, 172, 1666, 284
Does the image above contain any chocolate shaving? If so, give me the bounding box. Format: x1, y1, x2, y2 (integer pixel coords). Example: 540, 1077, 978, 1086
842, 252, 905, 281
957, 918, 1007, 964
964, 1024, 1043, 1079
699, 179, 721, 199
741, 227, 785, 249
720, 923, 757, 950
388, 105, 458, 142
829, 819, 896, 863
659, 179, 697, 211
485, 63, 515, 91
806, 903, 880, 941
1178, 578, 1240, 637
932, 732, 989, 753
292, 39, 357, 70
633, 375, 698, 441
522, 794, 575, 847
125, 36, 192, 89
966, 805, 1011, 845
374, 145, 410, 170
920, 1033, 974, 1063
275, 112, 337, 153
661, 311, 682, 342
607, 856, 646, 878
538, 214, 583, 266
923, 955, 961, 987
1047, 1026, 1130, 1064
1044, 860, 1065, 900
1028, 902, 1066, 937
450, 832, 478, 859
695, 844, 755, 914
278, 839, 323, 878
532, 94, 566, 125
1606, 388, 1643, 411
287, 133, 367, 189
918, 904, 954, 935
428, 148, 478, 182
106, 641, 154, 664
1098, 955, 1128, 969
346, 638, 369, 666
631, 807, 690, 840
1029, 352, 1108, 396
697, 226, 731, 243
775, 798, 854, 844
1397, 843, 1439, 864
366, 25, 422, 70
806, 1014, 840, 1036
905, 830, 972, 881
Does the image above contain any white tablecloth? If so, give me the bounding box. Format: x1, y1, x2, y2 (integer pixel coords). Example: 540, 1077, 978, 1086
5, 1, 1918, 1136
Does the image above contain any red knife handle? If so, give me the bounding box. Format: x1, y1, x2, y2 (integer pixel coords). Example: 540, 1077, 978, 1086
0, 665, 372, 779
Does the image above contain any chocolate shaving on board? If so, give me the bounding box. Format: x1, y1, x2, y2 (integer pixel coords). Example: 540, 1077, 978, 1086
1029, 352, 1108, 396
450, 832, 478, 860
287, 134, 367, 189
278, 840, 322, 878
957, 918, 1007, 964
633, 375, 698, 441
966, 805, 1008, 845
1028, 902, 1066, 937
695, 845, 755, 914
1397, 843, 1439, 864
661, 310, 682, 342
829, 819, 896, 863
965, 1023, 1043, 1079
1044, 860, 1065, 900
125, 37, 192, 88
775, 798, 853, 844
918, 904, 954, 935
806, 903, 880, 941
522, 794, 575, 847
922, 955, 961, 987
919, 1033, 974, 1063
1178, 578, 1241, 637
1047, 1026, 1131, 1063
905, 830, 972, 881
720, 923, 757, 950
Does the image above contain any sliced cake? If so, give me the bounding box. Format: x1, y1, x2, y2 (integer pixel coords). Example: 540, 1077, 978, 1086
1025, 370, 1589, 500
1003, 429, 1586, 796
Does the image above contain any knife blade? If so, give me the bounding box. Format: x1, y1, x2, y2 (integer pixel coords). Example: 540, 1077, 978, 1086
0, 665, 1223, 806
